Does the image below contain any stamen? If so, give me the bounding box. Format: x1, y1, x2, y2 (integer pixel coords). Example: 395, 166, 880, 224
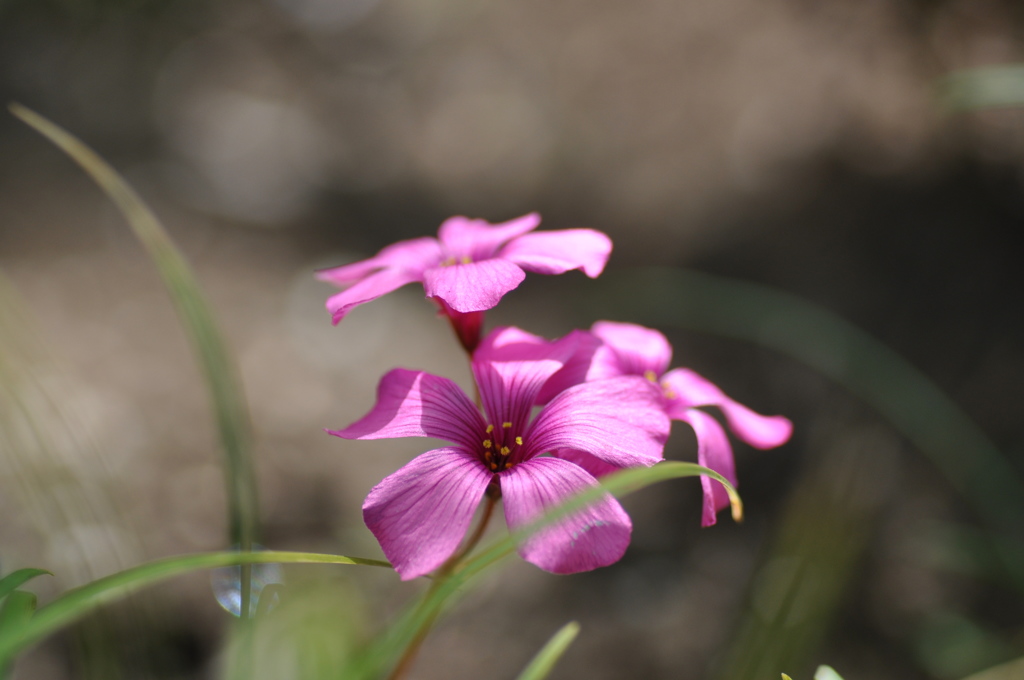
504, 462, 512, 469
483, 440, 492, 449
486, 424, 494, 434
515, 436, 523, 446
500, 446, 511, 456
644, 370, 658, 382
460, 256, 472, 264
502, 422, 512, 429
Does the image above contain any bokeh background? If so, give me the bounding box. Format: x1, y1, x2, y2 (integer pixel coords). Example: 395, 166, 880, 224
2, 0, 1024, 678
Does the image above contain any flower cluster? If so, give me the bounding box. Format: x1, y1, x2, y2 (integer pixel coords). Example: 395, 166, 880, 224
320, 214, 791, 580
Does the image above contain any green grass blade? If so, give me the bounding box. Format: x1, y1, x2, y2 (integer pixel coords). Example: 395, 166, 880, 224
354, 461, 736, 678
9, 103, 261, 611
0, 551, 389, 665
0, 591, 37, 636
0, 590, 37, 678
514, 621, 580, 680
814, 665, 845, 680
939, 64, 1024, 111
594, 267, 1024, 552
0, 569, 51, 602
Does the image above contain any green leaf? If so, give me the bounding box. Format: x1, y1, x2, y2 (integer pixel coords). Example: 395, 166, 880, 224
0, 589, 37, 676
781, 675, 793, 680
9, 103, 261, 614
0, 569, 50, 602
0, 590, 37, 635
0, 550, 389, 665
355, 461, 738, 679
514, 621, 580, 680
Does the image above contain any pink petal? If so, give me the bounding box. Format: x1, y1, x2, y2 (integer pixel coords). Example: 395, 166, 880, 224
316, 237, 442, 285
323, 267, 424, 324
363, 447, 493, 580
552, 449, 622, 478
501, 457, 631, 574
663, 369, 793, 449
422, 259, 526, 313
591, 321, 673, 378
472, 328, 579, 437
499, 229, 612, 278
535, 331, 614, 404
676, 408, 736, 527
437, 213, 541, 261
527, 376, 670, 468
328, 369, 485, 451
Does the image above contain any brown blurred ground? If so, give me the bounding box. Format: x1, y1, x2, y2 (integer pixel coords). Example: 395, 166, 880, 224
2, 0, 1024, 678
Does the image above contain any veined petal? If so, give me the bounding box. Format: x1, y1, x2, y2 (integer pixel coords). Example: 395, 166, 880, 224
501, 457, 631, 574
422, 259, 526, 313
472, 327, 580, 433
591, 321, 673, 378
316, 237, 442, 284
328, 369, 484, 450
552, 448, 622, 479
437, 213, 541, 261
323, 267, 423, 324
527, 376, 669, 468
499, 229, 612, 278
363, 448, 492, 580
677, 408, 736, 527
663, 368, 793, 449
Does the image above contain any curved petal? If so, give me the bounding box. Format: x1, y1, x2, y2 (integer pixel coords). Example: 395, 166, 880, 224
677, 408, 736, 527
501, 457, 631, 574
535, 331, 614, 404
591, 321, 673, 378
527, 376, 669, 468
552, 449, 622, 479
328, 369, 484, 451
499, 228, 612, 278
437, 213, 541, 261
315, 237, 442, 284
663, 368, 793, 449
422, 259, 526, 313
322, 267, 423, 324
363, 448, 492, 580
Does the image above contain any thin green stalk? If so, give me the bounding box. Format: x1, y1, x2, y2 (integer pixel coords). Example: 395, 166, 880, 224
514, 621, 580, 680
9, 104, 262, 615
386, 495, 499, 680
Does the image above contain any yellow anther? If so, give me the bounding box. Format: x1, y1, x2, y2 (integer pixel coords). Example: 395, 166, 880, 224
486, 424, 494, 434
460, 256, 472, 264
644, 370, 658, 382
483, 439, 492, 449
515, 436, 523, 446
500, 446, 511, 456
664, 389, 677, 400
502, 422, 512, 429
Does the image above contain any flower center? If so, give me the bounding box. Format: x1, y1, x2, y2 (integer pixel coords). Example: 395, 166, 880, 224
441, 255, 473, 267
481, 421, 523, 471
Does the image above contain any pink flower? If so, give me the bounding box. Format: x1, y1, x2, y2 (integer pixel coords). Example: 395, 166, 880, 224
540, 322, 793, 527
316, 213, 612, 351
328, 327, 670, 580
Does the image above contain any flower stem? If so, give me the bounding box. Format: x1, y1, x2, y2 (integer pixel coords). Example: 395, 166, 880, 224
386, 494, 498, 680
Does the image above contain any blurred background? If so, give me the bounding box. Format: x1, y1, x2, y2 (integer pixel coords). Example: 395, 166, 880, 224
1, 0, 1024, 678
